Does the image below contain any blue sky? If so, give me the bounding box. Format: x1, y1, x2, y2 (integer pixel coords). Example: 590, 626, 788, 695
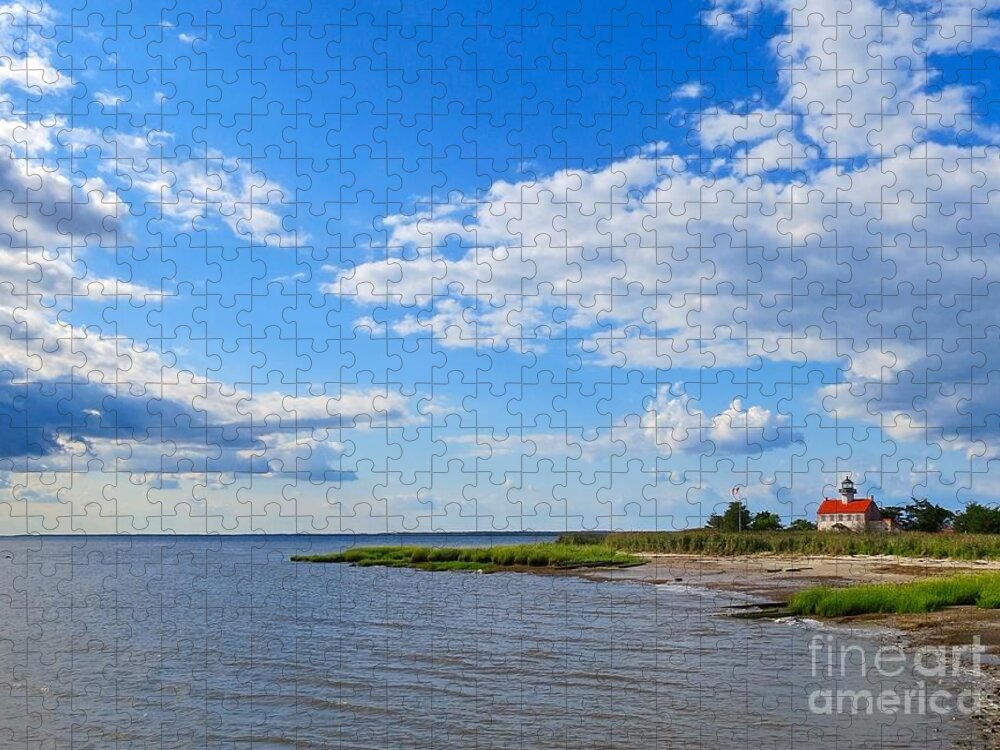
0, 0, 998, 533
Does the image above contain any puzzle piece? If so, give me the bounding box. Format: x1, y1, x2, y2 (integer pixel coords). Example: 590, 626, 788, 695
0, 0, 996, 746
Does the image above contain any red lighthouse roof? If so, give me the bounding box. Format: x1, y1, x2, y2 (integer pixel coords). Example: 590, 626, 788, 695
817, 498, 876, 515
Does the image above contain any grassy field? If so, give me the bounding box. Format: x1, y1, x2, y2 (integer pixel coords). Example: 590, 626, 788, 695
563, 530, 1000, 560
789, 573, 1000, 616
291, 543, 644, 572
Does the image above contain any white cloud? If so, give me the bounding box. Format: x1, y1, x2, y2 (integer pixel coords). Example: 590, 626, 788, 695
331, 140, 998, 369
325, 0, 1000, 458
0, 2, 324, 485
0, 7, 300, 249
94, 90, 125, 107
0, 3, 70, 94
641, 386, 799, 456
697, 0, 992, 159
129, 149, 303, 246
674, 82, 706, 99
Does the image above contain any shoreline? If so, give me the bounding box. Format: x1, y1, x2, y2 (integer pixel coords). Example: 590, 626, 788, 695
294, 543, 1000, 745
577, 553, 1000, 749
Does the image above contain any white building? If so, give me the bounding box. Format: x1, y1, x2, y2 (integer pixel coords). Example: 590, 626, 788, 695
817, 476, 891, 532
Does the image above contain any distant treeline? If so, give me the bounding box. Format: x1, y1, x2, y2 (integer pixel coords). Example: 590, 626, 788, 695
555, 499, 1000, 537
698, 498, 1000, 534
557, 530, 1000, 559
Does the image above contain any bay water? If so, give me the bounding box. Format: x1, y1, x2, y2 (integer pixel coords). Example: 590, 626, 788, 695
0, 534, 972, 748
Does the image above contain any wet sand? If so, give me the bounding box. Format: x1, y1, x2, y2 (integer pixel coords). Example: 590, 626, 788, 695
580, 552, 1000, 594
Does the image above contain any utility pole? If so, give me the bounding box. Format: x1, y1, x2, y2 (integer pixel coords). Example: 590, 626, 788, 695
732, 486, 745, 532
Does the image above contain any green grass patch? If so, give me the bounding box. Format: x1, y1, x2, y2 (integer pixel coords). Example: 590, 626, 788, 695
291, 542, 643, 572
788, 574, 1000, 616
599, 530, 1000, 560
292, 531, 1000, 573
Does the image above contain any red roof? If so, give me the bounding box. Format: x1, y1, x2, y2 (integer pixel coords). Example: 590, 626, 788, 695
817, 498, 876, 515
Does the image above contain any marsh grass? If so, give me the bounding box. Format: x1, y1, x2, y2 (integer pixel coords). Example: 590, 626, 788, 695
291, 543, 643, 572
293, 530, 1000, 573
599, 530, 1000, 560
789, 574, 1000, 616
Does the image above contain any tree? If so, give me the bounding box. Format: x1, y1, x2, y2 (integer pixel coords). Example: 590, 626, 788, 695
750, 511, 784, 531
879, 506, 907, 528
900, 498, 955, 533
706, 501, 752, 532
789, 519, 817, 531
953, 503, 1000, 534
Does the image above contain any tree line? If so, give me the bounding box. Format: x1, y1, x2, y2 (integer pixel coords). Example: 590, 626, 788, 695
706, 498, 1000, 533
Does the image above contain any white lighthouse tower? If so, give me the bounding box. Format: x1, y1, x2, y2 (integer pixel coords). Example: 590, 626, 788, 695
838, 476, 856, 504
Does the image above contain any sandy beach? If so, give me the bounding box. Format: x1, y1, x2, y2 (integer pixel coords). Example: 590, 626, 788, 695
583, 553, 1000, 597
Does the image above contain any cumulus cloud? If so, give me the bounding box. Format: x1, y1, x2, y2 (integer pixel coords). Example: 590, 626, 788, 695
641, 386, 800, 456
326, 0, 1000, 459
674, 82, 706, 100
0, 3, 70, 95
94, 91, 125, 107
0, 3, 344, 486
0, 370, 410, 480
128, 146, 302, 246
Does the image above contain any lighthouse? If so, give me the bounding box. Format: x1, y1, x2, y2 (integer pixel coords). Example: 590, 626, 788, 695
816, 475, 890, 532
838, 476, 856, 503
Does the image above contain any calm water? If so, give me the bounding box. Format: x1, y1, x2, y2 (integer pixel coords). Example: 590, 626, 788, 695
0, 534, 971, 749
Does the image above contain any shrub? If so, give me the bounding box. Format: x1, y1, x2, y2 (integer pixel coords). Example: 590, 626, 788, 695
953, 503, 1000, 534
